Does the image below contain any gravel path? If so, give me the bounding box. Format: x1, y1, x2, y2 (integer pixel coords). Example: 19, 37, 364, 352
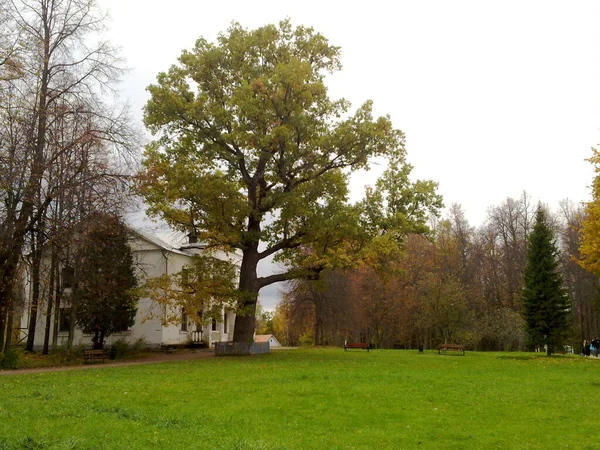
0, 349, 215, 376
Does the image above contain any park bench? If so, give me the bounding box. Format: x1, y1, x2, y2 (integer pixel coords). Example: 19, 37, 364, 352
83, 349, 106, 364
344, 341, 370, 352
438, 344, 465, 355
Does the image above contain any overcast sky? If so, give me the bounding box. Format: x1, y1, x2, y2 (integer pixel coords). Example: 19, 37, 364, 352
106, 0, 600, 309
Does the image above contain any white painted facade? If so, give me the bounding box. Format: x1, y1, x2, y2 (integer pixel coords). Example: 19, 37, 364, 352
255, 334, 282, 348
18, 228, 240, 350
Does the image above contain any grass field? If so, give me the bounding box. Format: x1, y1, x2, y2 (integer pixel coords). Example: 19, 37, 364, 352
1, 348, 599, 449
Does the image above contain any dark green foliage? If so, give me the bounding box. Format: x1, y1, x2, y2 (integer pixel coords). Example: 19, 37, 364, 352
0, 348, 21, 369
109, 339, 130, 360
109, 338, 146, 360
522, 207, 570, 355
74, 214, 138, 350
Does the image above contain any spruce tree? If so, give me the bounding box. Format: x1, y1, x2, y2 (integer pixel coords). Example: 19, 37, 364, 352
74, 214, 138, 350
522, 207, 570, 355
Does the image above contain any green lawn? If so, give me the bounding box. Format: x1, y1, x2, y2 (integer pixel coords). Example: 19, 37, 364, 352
1, 349, 599, 449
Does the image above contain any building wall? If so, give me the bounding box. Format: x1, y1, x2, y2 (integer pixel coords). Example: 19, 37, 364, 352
269, 336, 282, 347
19, 233, 238, 350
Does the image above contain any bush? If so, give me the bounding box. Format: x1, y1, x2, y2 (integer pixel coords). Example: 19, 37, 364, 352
110, 339, 130, 360
299, 331, 314, 347
108, 338, 147, 360
0, 348, 22, 369
48, 347, 83, 366
131, 337, 147, 355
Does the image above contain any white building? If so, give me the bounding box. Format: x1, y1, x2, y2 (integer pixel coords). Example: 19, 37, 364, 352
18, 228, 241, 350
254, 334, 282, 348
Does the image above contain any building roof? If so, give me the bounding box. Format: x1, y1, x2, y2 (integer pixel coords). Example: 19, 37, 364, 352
255, 334, 277, 343
129, 227, 192, 256
130, 227, 242, 263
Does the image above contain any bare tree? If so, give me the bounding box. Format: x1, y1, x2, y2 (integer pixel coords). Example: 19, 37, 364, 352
0, 0, 137, 351
485, 192, 534, 309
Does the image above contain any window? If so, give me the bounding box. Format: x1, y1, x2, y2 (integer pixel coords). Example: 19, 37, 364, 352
211, 318, 217, 331
223, 312, 228, 334
61, 267, 74, 289
58, 308, 71, 333
114, 322, 130, 333
181, 308, 188, 332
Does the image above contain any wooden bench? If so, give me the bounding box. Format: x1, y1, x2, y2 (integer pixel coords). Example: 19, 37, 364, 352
83, 349, 106, 364
438, 344, 465, 355
344, 341, 370, 352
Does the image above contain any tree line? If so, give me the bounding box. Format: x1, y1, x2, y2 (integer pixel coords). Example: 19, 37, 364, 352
2, 11, 599, 356
0, 0, 138, 353
273, 195, 595, 352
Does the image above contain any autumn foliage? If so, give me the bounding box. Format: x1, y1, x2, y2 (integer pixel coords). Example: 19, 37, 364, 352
276, 196, 594, 351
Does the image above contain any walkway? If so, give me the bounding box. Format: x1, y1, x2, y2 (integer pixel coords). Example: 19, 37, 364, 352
0, 348, 215, 376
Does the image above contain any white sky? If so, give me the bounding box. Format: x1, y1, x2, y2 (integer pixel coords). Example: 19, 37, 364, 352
106, 0, 600, 309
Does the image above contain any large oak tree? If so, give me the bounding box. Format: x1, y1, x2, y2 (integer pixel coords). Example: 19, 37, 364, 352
137, 21, 437, 343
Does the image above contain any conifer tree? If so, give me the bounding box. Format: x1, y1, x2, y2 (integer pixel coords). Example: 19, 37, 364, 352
522, 207, 570, 355
74, 214, 138, 350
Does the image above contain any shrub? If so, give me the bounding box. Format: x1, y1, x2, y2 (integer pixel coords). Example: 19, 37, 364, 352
0, 348, 22, 369
48, 347, 83, 366
110, 339, 130, 360
299, 331, 314, 346
131, 337, 147, 355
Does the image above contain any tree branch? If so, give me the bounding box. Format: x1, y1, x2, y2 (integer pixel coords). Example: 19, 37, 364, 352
258, 232, 305, 260
257, 269, 299, 289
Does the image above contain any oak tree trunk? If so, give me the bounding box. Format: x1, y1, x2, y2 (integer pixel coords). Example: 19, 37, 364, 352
232, 246, 259, 343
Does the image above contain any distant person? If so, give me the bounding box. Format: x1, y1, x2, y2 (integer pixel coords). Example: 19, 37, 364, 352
592, 338, 600, 357
583, 340, 590, 357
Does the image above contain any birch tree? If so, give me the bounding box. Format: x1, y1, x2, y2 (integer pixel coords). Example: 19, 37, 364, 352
0, 0, 136, 351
